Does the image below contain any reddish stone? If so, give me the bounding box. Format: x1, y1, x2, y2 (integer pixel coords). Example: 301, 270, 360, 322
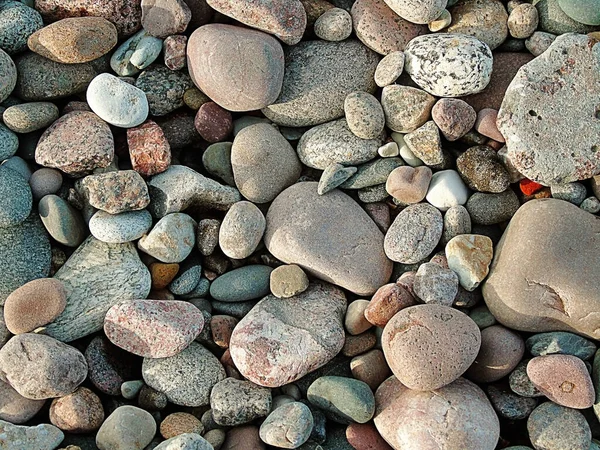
342, 331, 377, 357
210, 315, 238, 349
220, 349, 243, 379
475, 108, 505, 143
431, 98, 477, 142
164, 35, 187, 71
520, 179, 544, 196
49, 387, 104, 433
222, 425, 265, 450
85, 336, 139, 396
364, 282, 416, 327
194, 102, 233, 143
127, 120, 171, 176
350, 349, 391, 391
346, 422, 393, 450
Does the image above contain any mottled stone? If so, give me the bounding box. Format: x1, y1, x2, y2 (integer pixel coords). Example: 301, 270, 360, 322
413, 262, 459, 305
447, 0, 508, 50
210, 378, 272, 426
219, 201, 265, 259
141, 0, 191, 38
194, 102, 232, 143
404, 121, 443, 166
344, 91, 385, 139
432, 98, 477, 141
138, 213, 196, 263
134, 65, 192, 117
0, 123, 18, 161
79, 170, 149, 214
160, 413, 203, 439
308, 376, 375, 424
446, 234, 494, 291
341, 157, 404, 190
508, 3, 539, 38
527, 332, 597, 360
110, 29, 162, 76
0, 49, 15, 103
510, 360, 544, 398
0, 165, 31, 228
89, 209, 152, 243
163, 35, 187, 71
3, 102, 59, 134
527, 402, 591, 450
487, 384, 538, 421
155, 434, 213, 450
260, 402, 313, 448
384, 0, 447, 23
381, 85, 435, 133
85, 337, 138, 396
365, 283, 416, 327
0, 2, 43, 55
374, 51, 405, 87
465, 190, 520, 225
96, 406, 156, 450
535, 0, 599, 34
314, 7, 352, 41
0, 420, 64, 450
49, 387, 104, 433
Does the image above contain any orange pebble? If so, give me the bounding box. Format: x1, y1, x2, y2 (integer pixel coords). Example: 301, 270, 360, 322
520, 179, 544, 196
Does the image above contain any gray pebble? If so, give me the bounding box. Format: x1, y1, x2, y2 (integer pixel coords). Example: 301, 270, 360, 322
0, 48, 16, 103
442, 205, 471, 245
527, 402, 591, 450
138, 384, 168, 411
39, 194, 86, 247
121, 380, 144, 400
202, 142, 235, 186
469, 304, 497, 329
487, 384, 538, 420
89, 209, 153, 244
344, 91, 385, 140
551, 182, 587, 205
180, 277, 210, 300
210, 265, 272, 303
307, 376, 375, 424
581, 196, 600, 214
341, 157, 404, 190
219, 201, 266, 260
0, 123, 18, 161
154, 434, 213, 450
197, 219, 220, 256
318, 163, 357, 195
168, 256, 202, 296
2, 156, 31, 180
210, 378, 272, 426
3, 102, 59, 133
466, 190, 520, 225
138, 213, 196, 263
413, 262, 459, 306
211, 299, 257, 319
314, 7, 353, 42
374, 51, 405, 88
135, 65, 193, 116
260, 402, 314, 448
0, 420, 63, 450
29, 168, 62, 201
526, 332, 597, 360
357, 183, 389, 203
0, 1, 43, 54
509, 360, 544, 398
96, 405, 156, 450
0, 165, 32, 228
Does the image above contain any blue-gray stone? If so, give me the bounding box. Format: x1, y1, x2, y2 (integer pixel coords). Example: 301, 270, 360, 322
209, 265, 272, 303
110, 30, 163, 77
211, 299, 257, 319
169, 256, 202, 296
0, 1, 43, 55
88, 209, 153, 244
38, 194, 86, 248
0, 123, 17, 161
0, 165, 31, 228
526, 332, 597, 360
307, 376, 375, 424
2, 156, 31, 180
180, 277, 210, 300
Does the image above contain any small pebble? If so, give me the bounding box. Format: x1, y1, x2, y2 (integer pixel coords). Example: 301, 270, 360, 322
413, 262, 459, 306
138, 213, 196, 263
475, 108, 505, 143
308, 376, 375, 424
524, 31, 556, 56
89, 209, 153, 244
38, 194, 87, 247
345, 300, 372, 336
314, 8, 353, 42
404, 121, 444, 166
160, 412, 204, 439
344, 91, 385, 140
197, 219, 221, 256
428, 8, 451, 31
270, 264, 309, 299
203, 142, 234, 186
551, 182, 587, 205
385, 165, 432, 204
508, 3, 539, 38
210, 265, 272, 303
194, 102, 233, 143
465, 190, 520, 225
3, 102, 59, 134
487, 383, 538, 420
127, 120, 171, 177
365, 282, 416, 328
446, 234, 493, 291
49, 387, 104, 433
378, 141, 399, 157
526, 332, 597, 360
431, 98, 477, 142
259, 402, 314, 448
527, 402, 591, 450
509, 360, 544, 398
381, 85, 436, 133
219, 201, 266, 259
28, 168, 62, 201
0, 165, 32, 228
350, 349, 391, 391
374, 51, 405, 88
210, 378, 272, 426
141, 0, 192, 38
121, 380, 144, 400
110, 30, 163, 76
96, 406, 156, 450
469, 304, 497, 329
163, 34, 187, 71
456, 146, 510, 193
580, 196, 600, 213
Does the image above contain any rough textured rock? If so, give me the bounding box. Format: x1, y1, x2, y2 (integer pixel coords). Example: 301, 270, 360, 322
210, 378, 272, 426
45, 236, 151, 342
380, 85, 435, 133
344, 91, 385, 139
384, 0, 447, 24
314, 7, 353, 41
110, 29, 162, 76
483, 199, 600, 339
527, 402, 591, 450
0, 380, 45, 424
138, 213, 196, 263
497, 34, 600, 186
79, 170, 149, 214
141, 0, 191, 38
264, 182, 392, 296
3, 102, 59, 134
447, 0, 509, 50
49, 387, 104, 433
96, 406, 156, 450
0, 49, 16, 103
230, 282, 347, 388
0, 2, 44, 55
0, 420, 64, 450
136, 64, 193, 116
446, 234, 494, 291
260, 402, 313, 449
0, 165, 32, 228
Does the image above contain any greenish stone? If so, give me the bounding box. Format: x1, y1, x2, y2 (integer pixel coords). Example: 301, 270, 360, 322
298, 425, 353, 450
317, 163, 357, 195
340, 157, 404, 189
558, 0, 600, 25
307, 376, 375, 424
526, 332, 597, 360
232, 116, 272, 137
168, 256, 202, 296
209, 265, 272, 302
135, 65, 193, 116
357, 183, 388, 203
38, 194, 86, 248
211, 299, 257, 319
535, 0, 600, 33
469, 304, 497, 329
202, 142, 235, 186
0, 122, 18, 161
180, 277, 210, 300
0, 165, 31, 227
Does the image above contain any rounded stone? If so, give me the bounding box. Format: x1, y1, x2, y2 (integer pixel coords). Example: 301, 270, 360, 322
3, 102, 59, 134
38, 194, 86, 248
405, 33, 493, 97
110, 29, 162, 76
210, 265, 272, 303
222, 426, 264, 450
535, 0, 599, 34
526, 332, 597, 360
314, 7, 352, 41
260, 402, 313, 449
382, 304, 481, 391
89, 209, 152, 244
384, 203, 443, 264
413, 262, 459, 306
0, 48, 16, 103
346, 423, 393, 450
527, 402, 591, 450
509, 360, 544, 398
265, 182, 392, 296
551, 182, 587, 205
344, 91, 385, 140
187, 24, 284, 112
49, 387, 104, 433
381, 85, 436, 133
465, 190, 520, 225
487, 383, 538, 421
0, 380, 45, 424
160, 413, 204, 439
0, 1, 43, 55
135, 65, 193, 117
385, 165, 432, 204
194, 102, 232, 143
432, 98, 477, 142
210, 378, 272, 426
96, 406, 156, 450
308, 376, 375, 424
558, 0, 600, 25
447, 0, 509, 50
0, 165, 32, 228
141, 0, 191, 38
384, 0, 448, 24
87, 73, 149, 128
374, 51, 405, 87
475, 108, 505, 143
365, 282, 416, 328
0, 123, 18, 161
270, 264, 309, 299
345, 300, 372, 336
138, 213, 196, 264
442, 205, 472, 245
508, 3, 539, 38
219, 201, 265, 260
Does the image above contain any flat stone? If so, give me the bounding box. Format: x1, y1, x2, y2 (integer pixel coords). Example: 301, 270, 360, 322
265, 182, 392, 296
446, 234, 494, 291
210, 265, 273, 303
341, 157, 403, 190
230, 282, 347, 388
497, 34, 600, 186
210, 378, 272, 426
260, 402, 313, 449
384, 0, 447, 23
527, 332, 597, 360
45, 236, 151, 342
535, 0, 599, 34
0, 165, 31, 228
110, 29, 162, 76
49, 387, 104, 433
374, 51, 405, 87
141, 0, 191, 38
0, 380, 45, 424
380, 85, 435, 133
0, 2, 43, 55
262, 40, 379, 127
318, 163, 357, 195
527, 402, 591, 450
344, 91, 385, 139
187, 24, 284, 112
89, 209, 153, 244
307, 376, 375, 424
78, 170, 149, 214
96, 406, 156, 450
447, 0, 508, 50
0, 420, 64, 450
138, 213, 196, 263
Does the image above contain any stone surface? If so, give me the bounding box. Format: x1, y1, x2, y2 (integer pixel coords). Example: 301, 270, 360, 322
558, 0, 600, 25
508, 3, 539, 38
413, 262, 459, 306
374, 51, 405, 87
194, 102, 232, 143
230, 282, 347, 388
341, 157, 403, 190
265, 182, 392, 296
0, 49, 16, 104
465, 190, 520, 225
138, 213, 196, 263
308, 376, 375, 424
404, 121, 443, 166
314, 7, 352, 41
49, 387, 104, 433
141, 0, 191, 38
163, 34, 187, 71
385, 165, 431, 204
405, 33, 493, 97
110, 29, 162, 76
0, 165, 32, 228
260, 402, 313, 449
210, 378, 272, 426
0, 380, 45, 424
446, 234, 494, 291
136, 64, 193, 116
0, 2, 43, 55
160, 413, 203, 439
346, 423, 393, 450
487, 383, 537, 421
203, 142, 234, 186
482, 199, 600, 339
96, 406, 156, 450
270, 264, 309, 299
210, 265, 272, 303
86, 336, 138, 396
344, 91, 385, 139
365, 282, 416, 328
45, 236, 151, 342
187, 24, 284, 112
89, 209, 153, 244
381, 85, 435, 133
384, 0, 447, 24
3, 102, 59, 134
79, 170, 149, 214
262, 40, 379, 127
447, 0, 508, 50
536, 0, 599, 34
457, 145, 510, 193
432, 98, 477, 141
0, 420, 64, 450
497, 34, 600, 186
155, 434, 213, 450
527, 402, 591, 450
0, 124, 18, 162
219, 201, 265, 259
526, 332, 597, 360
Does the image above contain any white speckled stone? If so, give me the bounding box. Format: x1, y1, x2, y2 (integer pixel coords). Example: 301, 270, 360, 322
405, 33, 493, 97
384, 0, 448, 24
89, 209, 153, 244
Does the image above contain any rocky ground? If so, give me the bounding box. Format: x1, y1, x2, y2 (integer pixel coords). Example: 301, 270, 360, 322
0, 0, 599, 449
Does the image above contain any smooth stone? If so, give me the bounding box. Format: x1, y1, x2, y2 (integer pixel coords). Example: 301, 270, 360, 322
262, 40, 379, 127
508, 3, 539, 38
135, 65, 192, 116
121, 380, 143, 400
385, 165, 431, 204
405, 33, 493, 97
96, 406, 156, 450
428, 8, 451, 30
138, 213, 196, 263
509, 360, 544, 398
432, 98, 477, 142
446, 234, 494, 291
87, 73, 148, 128
142, 342, 226, 407
141, 0, 191, 38
527, 402, 591, 450
0, 165, 32, 228
230, 282, 346, 388
344, 91, 385, 139
0, 123, 18, 161
3, 102, 59, 134
447, 0, 508, 50
297, 118, 382, 170
374, 50, 405, 87
442, 205, 472, 245
364, 282, 416, 328
154, 434, 213, 450
551, 182, 587, 205
0, 48, 16, 103
167, 257, 200, 296
307, 376, 375, 424
269, 264, 309, 299
497, 34, 600, 186
427, 172, 469, 213
0, 380, 45, 424
413, 262, 459, 305
219, 202, 265, 259
465, 190, 520, 225
49, 387, 104, 433
110, 29, 162, 76
160, 412, 204, 439
187, 24, 284, 112
384, 203, 442, 264
483, 199, 600, 339
318, 163, 357, 195
383, 305, 481, 390
381, 85, 435, 133
265, 182, 392, 296
374, 376, 500, 450
0, 420, 64, 450
581, 196, 600, 214
345, 300, 372, 336
222, 426, 265, 450
85, 336, 138, 396
210, 265, 273, 303
193, 101, 232, 143
0, 213, 51, 305
34, 111, 114, 177
346, 423, 393, 450
197, 218, 220, 256
232, 123, 302, 203
210, 378, 272, 426
0, 333, 87, 399
457, 145, 510, 193
0, 1, 43, 54
3, 156, 31, 180
260, 402, 313, 448
341, 157, 404, 190
45, 236, 151, 342
384, 0, 447, 23
163, 34, 187, 71
526, 31, 557, 57
38, 195, 86, 247
78, 170, 148, 214
535, 0, 599, 34
315, 7, 352, 41
487, 384, 538, 421
526, 332, 597, 360
358, 183, 389, 203
147, 165, 241, 217
203, 142, 234, 186
89, 209, 152, 243
557, 0, 600, 25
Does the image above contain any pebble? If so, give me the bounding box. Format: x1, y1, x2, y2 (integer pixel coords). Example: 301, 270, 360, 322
38, 194, 86, 247
526, 332, 597, 360
0, 380, 45, 424
46, 237, 151, 342
87, 73, 149, 128
197, 219, 220, 256
413, 262, 459, 305
465, 190, 520, 225
527, 355, 595, 409
376, 52, 405, 89
210, 265, 272, 302
466, 325, 525, 383
535, 0, 598, 34
3, 102, 59, 134
475, 109, 505, 144
160, 413, 204, 439
34, 111, 114, 176
344, 92, 385, 140
446, 234, 493, 291
487, 383, 538, 420
314, 8, 352, 41
85, 336, 137, 396
385, 0, 448, 24
318, 163, 357, 195
365, 282, 416, 327
205, 429, 226, 449
270, 264, 309, 299
260, 402, 313, 448
142, 341, 226, 406
136, 64, 192, 116
469, 304, 497, 329
383, 304, 481, 390
309, 376, 375, 424
121, 380, 144, 400
0, 123, 18, 162
79, 170, 149, 214
222, 426, 264, 450
262, 40, 379, 127
0, 48, 16, 103
527, 402, 591, 450
442, 205, 472, 244
350, 349, 391, 391
345, 300, 372, 336
203, 142, 234, 186
96, 406, 156, 450
431, 98, 477, 142
4, 156, 32, 181
265, 182, 392, 295
447, 0, 508, 50
0, 333, 87, 399
551, 182, 587, 205
346, 423, 393, 450
210, 378, 272, 426
194, 102, 232, 143
378, 142, 399, 158
580, 196, 600, 214
358, 184, 389, 203
230, 282, 346, 387
384, 202, 443, 264
0, 165, 32, 228
374, 377, 499, 449
524, 31, 556, 57
0, 1, 43, 54
219, 201, 265, 259
163, 34, 187, 71
381, 85, 435, 133
231, 123, 302, 203
510, 360, 544, 398
351, 0, 427, 55
89, 209, 152, 244
110, 30, 163, 76
187, 24, 284, 112
385, 165, 432, 204
141, 0, 191, 38
405, 33, 493, 97
167, 256, 201, 295
341, 158, 404, 190
558, 0, 600, 25
49, 387, 104, 433
0, 420, 64, 450
403, 121, 443, 166
508, 3, 539, 38
138, 213, 196, 263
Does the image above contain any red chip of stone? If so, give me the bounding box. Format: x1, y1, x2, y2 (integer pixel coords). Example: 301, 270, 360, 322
127, 120, 171, 177
194, 102, 233, 143
104, 300, 204, 358
519, 178, 544, 196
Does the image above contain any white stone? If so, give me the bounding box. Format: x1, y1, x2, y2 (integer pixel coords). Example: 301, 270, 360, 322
378, 142, 399, 158
87, 73, 149, 128
219, 201, 266, 259
110, 30, 163, 76
0, 420, 64, 450
391, 132, 423, 167
446, 234, 493, 291
384, 0, 448, 24
374, 51, 405, 87
425, 170, 469, 211
89, 209, 153, 244
138, 213, 196, 263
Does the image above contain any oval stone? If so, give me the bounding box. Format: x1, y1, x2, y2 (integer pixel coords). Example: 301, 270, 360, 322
265, 182, 392, 296
0, 48, 16, 103
384, 0, 448, 24
210, 265, 272, 303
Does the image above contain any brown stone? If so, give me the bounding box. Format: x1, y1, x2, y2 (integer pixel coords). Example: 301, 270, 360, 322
194, 102, 232, 143
342, 331, 377, 357
78, 170, 150, 214
0, 380, 45, 424
141, 0, 191, 38
49, 387, 104, 433
345, 299, 373, 335
346, 422, 393, 450
350, 349, 391, 391
211, 315, 238, 349
150, 263, 179, 290
385, 166, 432, 204
448, 0, 509, 50
160, 412, 204, 439
163, 35, 187, 71
431, 98, 477, 141
475, 108, 505, 142
127, 120, 171, 177
222, 425, 265, 450
365, 282, 416, 328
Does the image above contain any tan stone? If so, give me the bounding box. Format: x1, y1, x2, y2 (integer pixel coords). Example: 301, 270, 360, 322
385, 166, 432, 204
50, 387, 104, 433
446, 234, 493, 291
